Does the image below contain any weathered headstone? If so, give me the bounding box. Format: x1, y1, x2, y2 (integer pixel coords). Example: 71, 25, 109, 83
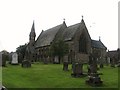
54, 56, 59, 64
90, 56, 97, 73
2, 53, 7, 67
0, 52, 2, 66
71, 62, 85, 77
117, 61, 120, 67
63, 62, 68, 71
11, 52, 18, 65
105, 57, 110, 66
86, 73, 103, 86
43, 56, 49, 64
100, 64, 103, 68
86, 53, 103, 86
63, 55, 69, 71
21, 60, 31, 68
110, 57, 115, 67
99, 57, 104, 68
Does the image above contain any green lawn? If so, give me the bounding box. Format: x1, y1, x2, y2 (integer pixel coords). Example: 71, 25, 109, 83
2, 62, 118, 88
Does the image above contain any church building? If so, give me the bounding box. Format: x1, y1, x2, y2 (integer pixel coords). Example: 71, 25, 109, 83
27, 18, 107, 64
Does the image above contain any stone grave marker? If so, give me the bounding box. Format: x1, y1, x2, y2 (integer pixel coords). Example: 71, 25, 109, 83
11, 52, 18, 65
71, 62, 86, 77
43, 56, 49, 64
21, 60, 31, 68
63, 55, 69, 71
54, 56, 59, 64
2, 53, 7, 67
117, 61, 120, 67
86, 53, 103, 86
99, 57, 104, 68
0, 52, 2, 66
110, 57, 115, 67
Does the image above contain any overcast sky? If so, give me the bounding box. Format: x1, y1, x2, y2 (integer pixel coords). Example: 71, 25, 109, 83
0, 0, 119, 52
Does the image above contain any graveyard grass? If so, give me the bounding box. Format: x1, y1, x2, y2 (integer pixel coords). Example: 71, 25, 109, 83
2, 62, 118, 88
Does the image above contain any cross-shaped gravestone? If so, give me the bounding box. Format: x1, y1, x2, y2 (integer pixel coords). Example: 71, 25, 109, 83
86, 52, 103, 86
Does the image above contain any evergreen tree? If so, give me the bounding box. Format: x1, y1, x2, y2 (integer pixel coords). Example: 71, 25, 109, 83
16, 43, 27, 63
50, 39, 69, 63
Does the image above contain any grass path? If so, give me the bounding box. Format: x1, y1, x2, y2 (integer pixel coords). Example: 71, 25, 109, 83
2, 62, 118, 88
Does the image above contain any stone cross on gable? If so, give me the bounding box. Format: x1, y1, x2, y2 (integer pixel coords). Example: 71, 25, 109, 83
63, 18, 65, 22
99, 36, 101, 41
82, 15, 83, 19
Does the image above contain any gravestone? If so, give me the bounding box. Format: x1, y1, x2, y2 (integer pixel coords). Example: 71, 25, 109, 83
43, 56, 49, 64
63, 62, 68, 71
110, 57, 115, 67
105, 57, 110, 66
54, 56, 59, 64
11, 52, 18, 65
21, 60, 31, 68
0, 52, 2, 66
2, 53, 7, 67
63, 55, 69, 71
86, 53, 103, 86
90, 56, 97, 73
100, 64, 103, 68
71, 62, 86, 77
117, 61, 120, 67
86, 73, 103, 86
99, 57, 104, 68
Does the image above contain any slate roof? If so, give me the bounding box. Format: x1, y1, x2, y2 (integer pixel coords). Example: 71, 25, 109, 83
91, 40, 107, 49
107, 50, 117, 58
35, 19, 107, 50
35, 24, 64, 48
62, 23, 81, 41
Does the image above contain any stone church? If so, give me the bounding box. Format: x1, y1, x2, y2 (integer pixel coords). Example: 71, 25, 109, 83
27, 18, 107, 64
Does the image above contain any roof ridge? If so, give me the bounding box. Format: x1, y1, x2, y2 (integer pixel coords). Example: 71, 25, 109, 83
67, 22, 81, 28
44, 23, 63, 32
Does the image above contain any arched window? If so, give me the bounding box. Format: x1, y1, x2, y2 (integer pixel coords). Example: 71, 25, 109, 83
79, 33, 87, 54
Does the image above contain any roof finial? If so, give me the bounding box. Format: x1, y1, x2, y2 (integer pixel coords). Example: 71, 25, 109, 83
99, 36, 101, 41
81, 15, 85, 23
63, 18, 65, 22
82, 15, 83, 19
